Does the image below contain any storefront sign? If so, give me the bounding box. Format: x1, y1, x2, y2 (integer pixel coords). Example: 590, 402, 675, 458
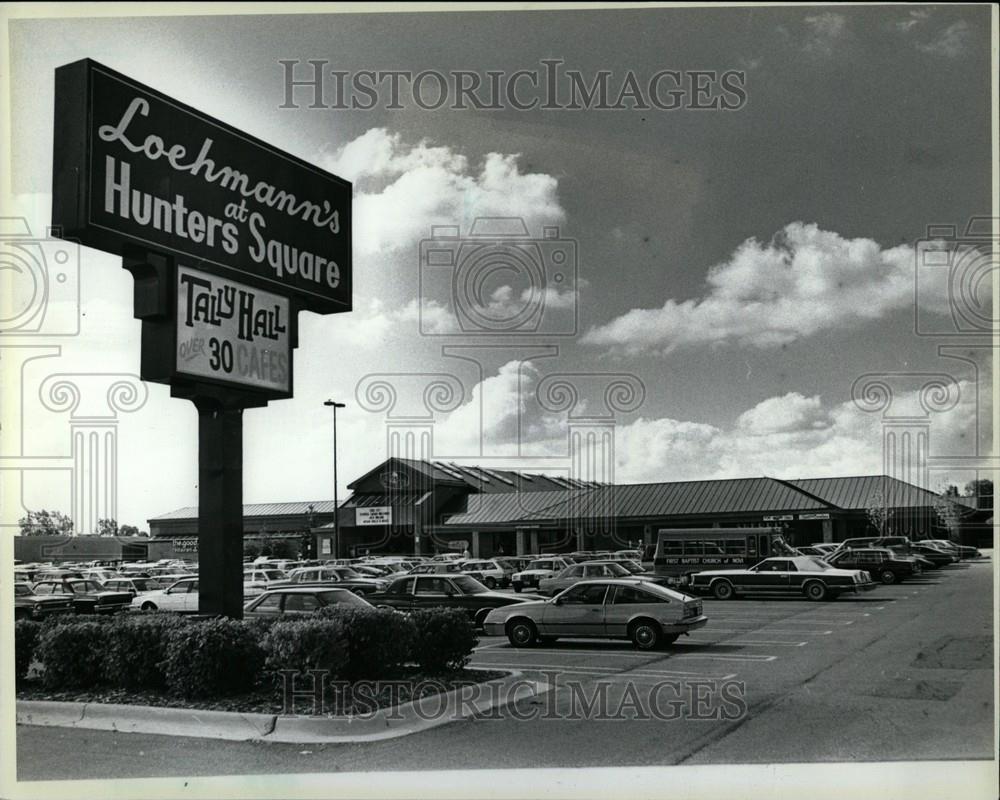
356, 506, 392, 526
798, 513, 831, 520
52, 59, 352, 314
763, 515, 794, 521
175, 266, 291, 393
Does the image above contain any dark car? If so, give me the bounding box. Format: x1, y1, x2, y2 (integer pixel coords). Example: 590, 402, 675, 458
365, 574, 540, 628
30, 579, 133, 614
909, 543, 958, 567
825, 548, 915, 585
285, 565, 389, 595
14, 582, 74, 620
689, 556, 876, 601
243, 586, 374, 618
918, 539, 982, 560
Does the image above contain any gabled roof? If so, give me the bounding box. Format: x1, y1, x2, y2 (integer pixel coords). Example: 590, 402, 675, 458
150, 500, 339, 521
787, 475, 966, 510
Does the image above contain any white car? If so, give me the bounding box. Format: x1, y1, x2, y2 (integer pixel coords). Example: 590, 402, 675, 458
243, 567, 289, 597
131, 576, 199, 612
459, 559, 512, 589
511, 557, 573, 593
102, 576, 160, 597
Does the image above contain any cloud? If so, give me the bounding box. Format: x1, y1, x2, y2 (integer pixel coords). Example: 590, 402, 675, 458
802, 12, 847, 57
581, 222, 938, 355
319, 128, 565, 257
891, 12, 972, 58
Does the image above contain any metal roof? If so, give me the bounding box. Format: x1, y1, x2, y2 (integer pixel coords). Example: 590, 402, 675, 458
443, 489, 590, 526
787, 475, 959, 510
150, 500, 340, 521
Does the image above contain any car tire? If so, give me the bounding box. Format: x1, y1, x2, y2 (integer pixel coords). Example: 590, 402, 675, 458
879, 569, 897, 585
484, 577, 497, 589
712, 580, 735, 600
141, 601, 157, 611
804, 581, 828, 601
506, 618, 538, 647
629, 619, 661, 651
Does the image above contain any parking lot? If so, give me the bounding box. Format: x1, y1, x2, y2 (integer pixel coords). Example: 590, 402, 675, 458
17, 554, 994, 779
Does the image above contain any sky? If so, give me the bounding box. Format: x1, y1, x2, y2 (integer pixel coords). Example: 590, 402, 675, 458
2, 5, 995, 532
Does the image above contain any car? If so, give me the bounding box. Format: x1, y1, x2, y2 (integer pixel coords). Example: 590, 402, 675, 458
365, 573, 540, 628
511, 557, 573, 592
430, 552, 466, 562
537, 560, 634, 596
14, 581, 75, 620
243, 586, 374, 618
100, 576, 161, 597
809, 543, 840, 556
824, 548, 916, 584
484, 578, 708, 650
285, 565, 388, 594
30, 579, 133, 614
131, 577, 200, 612
688, 556, 877, 601
458, 558, 512, 589
918, 539, 982, 560
909, 542, 958, 567
81, 568, 118, 583
796, 546, 826, 557
243, 567, 289, 597
406, 562, 485, 581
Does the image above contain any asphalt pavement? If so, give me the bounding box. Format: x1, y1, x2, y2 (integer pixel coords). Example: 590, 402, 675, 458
15, 556, 995, 780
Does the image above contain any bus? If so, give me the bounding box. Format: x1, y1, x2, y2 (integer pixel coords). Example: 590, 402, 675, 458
653, 527, 797, 584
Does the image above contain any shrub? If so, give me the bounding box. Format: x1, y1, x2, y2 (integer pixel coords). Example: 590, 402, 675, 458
102, 613, 189, 690
162, 618, 264, 698
15, 620, 42, 683
316, 606, 416, 679
35, 618, 111, 689
408, 608, 478, 673
261, 618, 349, 682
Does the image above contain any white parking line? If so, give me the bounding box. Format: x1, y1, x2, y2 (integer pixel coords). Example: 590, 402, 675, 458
672, 653, 778, 663
477, 662, 734, 680
725, 640, 807, 647
690, 627, 833, 635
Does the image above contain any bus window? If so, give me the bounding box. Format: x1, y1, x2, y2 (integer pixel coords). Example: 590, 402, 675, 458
663, 541, 683, 555
684, 541, 705, 555
757, 536, 768, 556
724, 539, 744, 554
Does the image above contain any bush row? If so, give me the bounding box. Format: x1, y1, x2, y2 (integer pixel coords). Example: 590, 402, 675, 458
16, 606, 478, 698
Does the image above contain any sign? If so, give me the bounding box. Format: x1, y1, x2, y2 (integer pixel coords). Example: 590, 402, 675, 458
52, 59, 352, 314
763, 515, 794, 521
447, 540, 469, 551
176, 266, 291, 394
356, 506, 392, 526
798, 513, 831, 521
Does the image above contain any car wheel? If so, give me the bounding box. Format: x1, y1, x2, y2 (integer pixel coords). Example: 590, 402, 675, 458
506, 618, 538, 647
630, 619, 661, 651
712, 580, 735, 600
804, 581, 828, 601
484, 577, 497, 589
141, 601, 157, 611
879, 569, 897, 585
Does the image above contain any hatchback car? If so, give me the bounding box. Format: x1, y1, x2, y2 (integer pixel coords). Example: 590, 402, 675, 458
484, 578, 708, 650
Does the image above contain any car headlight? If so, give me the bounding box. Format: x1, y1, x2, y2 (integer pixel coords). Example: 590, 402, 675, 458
33, 603, 44, 612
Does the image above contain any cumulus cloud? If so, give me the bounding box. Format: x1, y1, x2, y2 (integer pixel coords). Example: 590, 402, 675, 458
319, 128, 565, 257
581, 222, 948, 355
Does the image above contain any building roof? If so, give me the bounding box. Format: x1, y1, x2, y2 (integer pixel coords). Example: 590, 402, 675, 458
150, 500, 339, 521
786, 475, 967, 510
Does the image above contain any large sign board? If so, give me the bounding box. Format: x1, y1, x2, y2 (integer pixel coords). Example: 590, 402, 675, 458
52, 59, 352, 314
356, 507, 392, 526
176, 266, 292, 394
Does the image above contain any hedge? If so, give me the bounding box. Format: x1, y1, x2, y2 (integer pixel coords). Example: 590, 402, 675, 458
261, 617, 349, 682
102, 613, 190, 690
35, 617, 111, 689
408, 608, 478, 673
315, 606, 416, 679
162, 618, 265, 698
15, 620, 42, 683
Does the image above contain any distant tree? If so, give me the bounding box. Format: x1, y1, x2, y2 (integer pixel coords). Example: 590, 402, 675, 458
269, 538, 297, 559
865, 489, 889, 536
96, 518, 119, 536
243, 541, 262, 559
18, 510, 74, 536
963, 479, 993, 511
942, 485, 960, 498
119, 524, 140, 537
933, 484, 965, 542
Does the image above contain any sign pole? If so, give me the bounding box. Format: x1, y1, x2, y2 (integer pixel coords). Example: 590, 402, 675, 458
195, 397, 245, 618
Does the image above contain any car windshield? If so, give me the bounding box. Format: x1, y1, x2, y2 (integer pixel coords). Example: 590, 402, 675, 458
604, 562, 632, 576
528, 560, 552, 570
803, 557, 832, 570
318, 590, 371, 608
74, 581, 103, 592
450, 575, 489, 594
338, 568, 362, 578
130, 579, 150, 591
620, 560, 644, 574
263, 570, 284, 580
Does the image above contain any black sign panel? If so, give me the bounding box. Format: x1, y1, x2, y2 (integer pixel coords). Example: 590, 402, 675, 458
52, 59, 352, 314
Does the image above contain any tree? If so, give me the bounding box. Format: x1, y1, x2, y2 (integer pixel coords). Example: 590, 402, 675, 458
933, 484, 965, 542
96, 518, 119, 536
119, 524, 140, 537
964, 479, 993, 511
865, 488, 890, 536
18, 510, 74, 536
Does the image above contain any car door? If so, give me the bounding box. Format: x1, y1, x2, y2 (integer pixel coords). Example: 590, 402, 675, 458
543, 583, 609, 636
604, 584, 671, 637
182, 580, 199, 612
412, 576, 453, 610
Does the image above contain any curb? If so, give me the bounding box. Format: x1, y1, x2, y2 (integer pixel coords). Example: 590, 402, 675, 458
16, 669, 550, 743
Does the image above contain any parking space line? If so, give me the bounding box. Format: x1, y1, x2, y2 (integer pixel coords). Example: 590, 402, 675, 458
673, 653, 778, 662
476, 663, 734, 680
725, 640, 807, 647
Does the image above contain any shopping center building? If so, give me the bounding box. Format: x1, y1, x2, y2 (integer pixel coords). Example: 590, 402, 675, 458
146, 457, 989, 559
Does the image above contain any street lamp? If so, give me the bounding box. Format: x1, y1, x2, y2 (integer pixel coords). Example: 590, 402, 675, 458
324, 400, 346, 559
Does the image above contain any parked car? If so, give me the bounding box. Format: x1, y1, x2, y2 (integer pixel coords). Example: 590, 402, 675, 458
824, 548, 916, 584
30, 579, 133, 614
511, 557, 574, 593
484, 578, 708, 650
458, 559, 513, 589
101, 576, 160, 597
688, 556, 877, 601
537, 560, 633, 596
285, 565, 388, 594
918, 539, 982, 560
243, 586, 373, 618
14, 581, 75, 620
430, 552, 465, 562
796, 546, 826, 557
909, 542, 958, 567
365, 573, 539, 628
809, 543, 840, 556
131, 576, 199, 612
243, 568, 289, 597
407, 562, 485, 582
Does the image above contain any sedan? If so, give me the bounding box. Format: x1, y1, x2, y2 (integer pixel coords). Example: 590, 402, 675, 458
243, 586, 374, 618
511, 557, 573, 592
537, 560, 633, 596
484, 578, 708, 650
14, 582, 74, 620
365, 574, 539, 628
689, 556, 877, 601
285, 566, 388, 594
131, 577, 199, 612
30, 579, 133, 614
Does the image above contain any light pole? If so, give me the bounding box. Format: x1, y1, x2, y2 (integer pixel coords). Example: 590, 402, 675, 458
324, 400, 346, 559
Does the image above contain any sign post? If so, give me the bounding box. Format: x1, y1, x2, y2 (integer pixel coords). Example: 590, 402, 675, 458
52, 59, 352, 617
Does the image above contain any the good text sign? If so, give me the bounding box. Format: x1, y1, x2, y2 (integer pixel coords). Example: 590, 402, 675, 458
176, 266, 291, 394
53, 59, 352, 314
